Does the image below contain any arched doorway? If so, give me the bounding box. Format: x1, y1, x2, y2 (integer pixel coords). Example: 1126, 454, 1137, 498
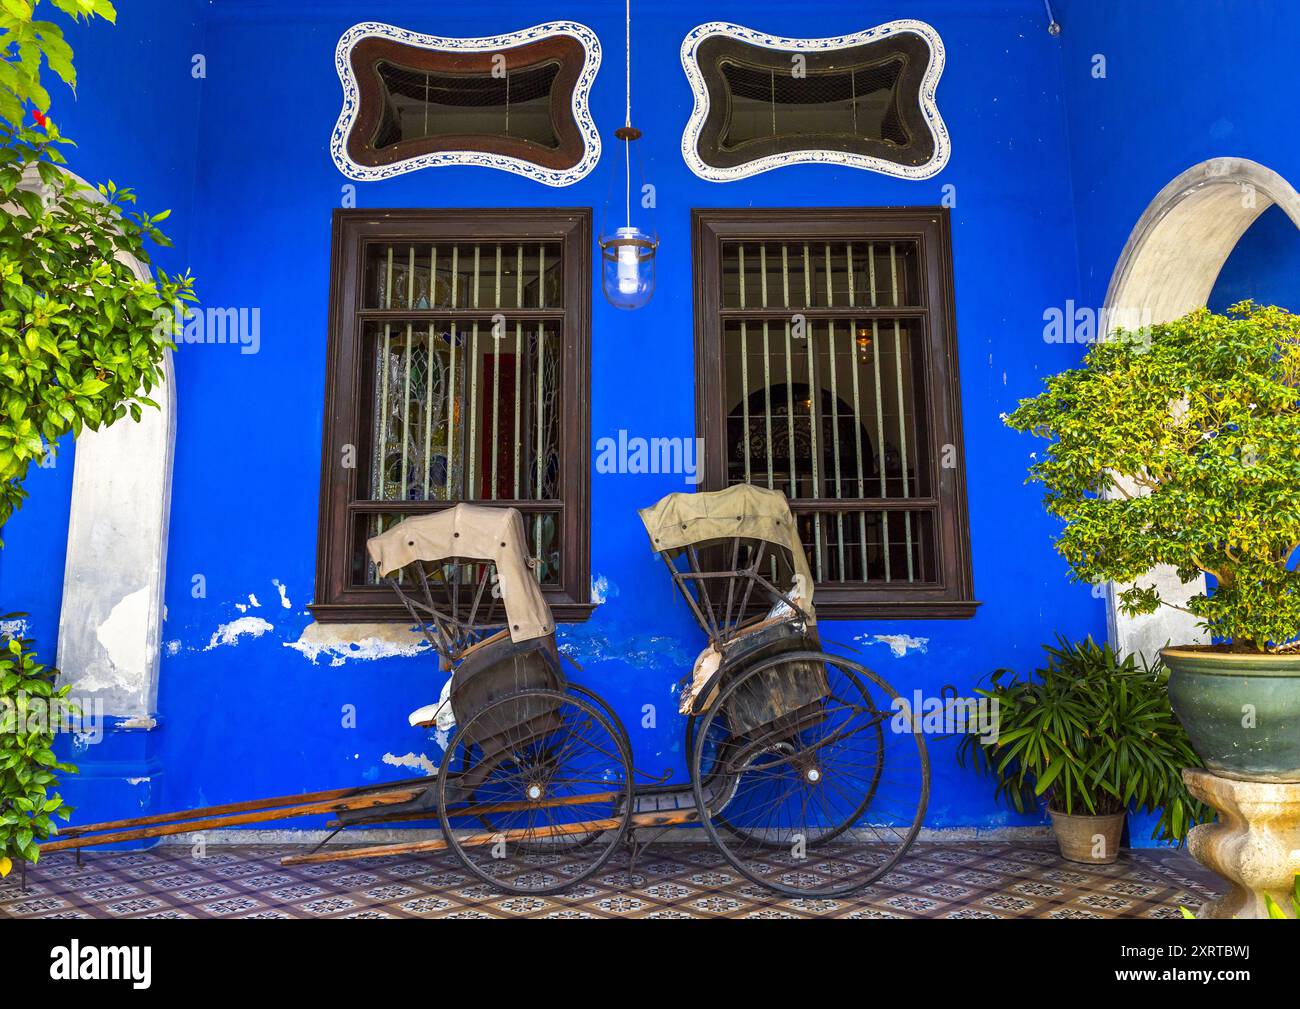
1103, 157, 1300, 658
16, 164, 176, 721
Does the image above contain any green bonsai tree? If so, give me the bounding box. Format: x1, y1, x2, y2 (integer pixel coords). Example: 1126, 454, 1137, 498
1006, 302, 1300, 651
1, 0, 194, 875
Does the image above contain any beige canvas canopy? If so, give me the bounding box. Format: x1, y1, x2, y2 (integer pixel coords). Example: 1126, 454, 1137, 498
639, 484, 816, 620
366, 504, 553, 642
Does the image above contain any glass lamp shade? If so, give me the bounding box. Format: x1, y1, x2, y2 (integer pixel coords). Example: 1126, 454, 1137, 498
599, 225, 657, 310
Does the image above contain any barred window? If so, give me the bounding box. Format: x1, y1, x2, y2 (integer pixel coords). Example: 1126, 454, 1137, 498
314, 210, 592, 622
692, 208, 976, 618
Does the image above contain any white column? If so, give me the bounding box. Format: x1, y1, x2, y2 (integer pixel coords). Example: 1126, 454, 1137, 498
16, 165, 176, 720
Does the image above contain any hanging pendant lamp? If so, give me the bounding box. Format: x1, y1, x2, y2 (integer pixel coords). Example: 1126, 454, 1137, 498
599, 0, 657, 310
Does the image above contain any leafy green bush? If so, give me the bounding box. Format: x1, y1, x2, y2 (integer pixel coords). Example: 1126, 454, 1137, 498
1006, 302, 1300, 650
0, 620, 75, 877
1, 122, 194, 533
2, 0, 194, 534
1, 1, 193, 870
957, 637, 1209, 843
0, 1, 118, 128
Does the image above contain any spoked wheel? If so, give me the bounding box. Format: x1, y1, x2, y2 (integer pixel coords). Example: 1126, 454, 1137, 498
691, 651, 928, 899
438, 688, 632, 895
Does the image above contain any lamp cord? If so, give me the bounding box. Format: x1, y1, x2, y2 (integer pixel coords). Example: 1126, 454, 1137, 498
625, 0, 632, 229
625, 0, 632, 129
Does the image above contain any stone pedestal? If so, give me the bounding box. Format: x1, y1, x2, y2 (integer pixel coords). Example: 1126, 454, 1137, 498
1183, 768, 1300, 919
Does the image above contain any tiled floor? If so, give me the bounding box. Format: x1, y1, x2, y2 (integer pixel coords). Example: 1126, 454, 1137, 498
0, 843, 1222, 919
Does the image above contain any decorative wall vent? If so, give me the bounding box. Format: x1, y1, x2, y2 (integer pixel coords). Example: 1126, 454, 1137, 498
331, 22, 601, 186
680, 20, 949, 182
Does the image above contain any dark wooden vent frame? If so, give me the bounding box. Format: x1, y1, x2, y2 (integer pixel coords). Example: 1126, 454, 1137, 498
681, 20, 951, 182
332, 22, 601, 186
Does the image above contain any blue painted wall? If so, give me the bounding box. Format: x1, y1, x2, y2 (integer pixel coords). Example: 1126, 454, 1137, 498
27, 0, 1295, 836
1209, 205, 1300, 313
1056, 0, 1300, 313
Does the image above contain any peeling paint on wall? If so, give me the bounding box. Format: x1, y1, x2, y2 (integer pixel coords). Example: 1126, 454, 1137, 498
858, 633, 930, 658
205, 616, 274, 651
272, 579, 292, 608
95, 586, 151, 680
164, 640, 181, 657
382, 751, 438, 776
557, 626, 693, 672
590, 574, 618, 604
0, 617, 28, 638
284, 621, 430, 665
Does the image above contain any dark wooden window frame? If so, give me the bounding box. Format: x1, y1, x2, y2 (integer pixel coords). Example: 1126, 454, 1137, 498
692, 207, 977, 620
312, 208, 593, 624
345, 35, 589, 173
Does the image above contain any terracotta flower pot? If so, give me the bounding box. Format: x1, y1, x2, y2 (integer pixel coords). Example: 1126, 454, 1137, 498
1048, 809, 1126, 864
1163, 647, 1300, 783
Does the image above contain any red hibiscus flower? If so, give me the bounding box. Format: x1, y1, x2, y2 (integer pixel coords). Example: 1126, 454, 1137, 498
32, 109, 48, 128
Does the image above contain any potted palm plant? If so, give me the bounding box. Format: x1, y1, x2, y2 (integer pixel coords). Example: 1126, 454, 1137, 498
957, 638, 1207, 863
1006, 303, 1300, 782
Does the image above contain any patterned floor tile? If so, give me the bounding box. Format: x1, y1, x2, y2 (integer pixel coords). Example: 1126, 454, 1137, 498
0, 842, 1223, 920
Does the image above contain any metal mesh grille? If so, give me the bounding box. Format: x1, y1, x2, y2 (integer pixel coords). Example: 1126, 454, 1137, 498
719, 57, 908, 149
373, 60, 561, 150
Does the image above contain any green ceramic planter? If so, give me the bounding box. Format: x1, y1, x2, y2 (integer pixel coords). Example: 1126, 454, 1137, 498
1163, 647, 1300, 782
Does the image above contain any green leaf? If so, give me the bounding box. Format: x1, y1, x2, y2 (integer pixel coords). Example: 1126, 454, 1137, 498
1, 0, 34, 20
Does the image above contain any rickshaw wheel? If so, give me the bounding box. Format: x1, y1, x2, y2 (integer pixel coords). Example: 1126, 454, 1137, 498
437, 688, 633, 896
691, 651, 928, 899
687, 706, 878, 850
474, 681, 617, 853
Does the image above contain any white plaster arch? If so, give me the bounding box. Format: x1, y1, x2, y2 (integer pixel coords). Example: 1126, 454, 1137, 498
17, 165, 175, 719
1102, 157, 1300, 660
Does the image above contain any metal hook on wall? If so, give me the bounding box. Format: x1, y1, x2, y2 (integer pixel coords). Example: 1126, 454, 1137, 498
1044, 0, 1062, 36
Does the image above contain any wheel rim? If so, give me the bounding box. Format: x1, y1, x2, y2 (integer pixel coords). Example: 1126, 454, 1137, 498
438, 689, 632, 896
475, 734, 608, 854
692, 652, 928, 899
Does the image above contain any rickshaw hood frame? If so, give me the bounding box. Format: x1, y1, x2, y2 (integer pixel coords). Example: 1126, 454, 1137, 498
638, 484, 817, 623
366, 503, 553, 643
